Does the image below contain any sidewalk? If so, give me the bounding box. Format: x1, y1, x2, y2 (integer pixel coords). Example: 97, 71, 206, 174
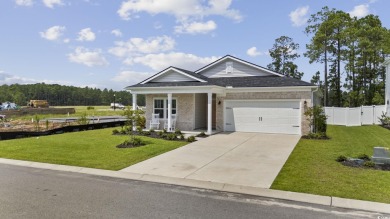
0, 157, 389, 214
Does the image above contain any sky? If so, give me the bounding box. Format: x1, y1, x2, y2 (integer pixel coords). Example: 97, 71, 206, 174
0, 0, 389, 91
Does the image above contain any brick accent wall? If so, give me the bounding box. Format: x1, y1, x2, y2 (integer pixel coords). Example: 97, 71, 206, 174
145, 94, 195, 131
216, 91, 312, 135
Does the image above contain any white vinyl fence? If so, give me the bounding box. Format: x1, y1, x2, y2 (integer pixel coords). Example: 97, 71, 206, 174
324, 105, 385, 126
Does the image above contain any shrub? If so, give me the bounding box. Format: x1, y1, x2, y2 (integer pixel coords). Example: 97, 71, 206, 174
123, 136, 144, 147
336, 155, 347, 162
187, 136, 196, 142
149, 128, 155, 133
357, 154, 370, 161
158, 130, 164, 137
378, 112, 390, 126
174, 129, 182, 135
136, 126, 143, 133
197, 132, 207, 137
180, 134, 185, 140
87, 106, 95, 110
363, 161, 375, 168
142, 131, 151, 136
112, 129, 119, 135
166, 133, 177, 140
120, 129, 127, 134
163, 129, 168, 133
304, 106, 327, 136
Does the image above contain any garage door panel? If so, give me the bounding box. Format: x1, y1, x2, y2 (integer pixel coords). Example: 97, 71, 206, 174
225, 100, 301, 135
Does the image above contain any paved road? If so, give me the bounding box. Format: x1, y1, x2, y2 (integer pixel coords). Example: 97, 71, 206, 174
0, 164, 381, 219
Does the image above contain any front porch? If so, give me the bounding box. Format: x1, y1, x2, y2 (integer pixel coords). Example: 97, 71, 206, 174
131, 87, 224, 135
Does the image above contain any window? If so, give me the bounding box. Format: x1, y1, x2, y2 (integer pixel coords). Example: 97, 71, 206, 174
154, 99, 164, 118
226, 62, 233, 74
154, 98, 177, 119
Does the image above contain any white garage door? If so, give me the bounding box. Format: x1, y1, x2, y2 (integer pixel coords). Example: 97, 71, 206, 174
224, 100, 301, 135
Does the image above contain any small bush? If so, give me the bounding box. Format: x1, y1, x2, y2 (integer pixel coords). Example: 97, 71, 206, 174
363, 161, 375, 168
122, 137, 144, 147
174, 129, 182, 135
143, 131, 151, 136
197, 132, 207, 137
136, 126, 143, 133
120, 129, 127, 134
187, 136, 196, 142
180, 134, 185, 140
158, 130, 164, 137
166, 133, 177, 140
336, 155, 347, 162
357, 154, 370, 161
163, 129, 168, 133
149, 128, 155, 133
112, 129, 119, 135
87, 106, 95, 110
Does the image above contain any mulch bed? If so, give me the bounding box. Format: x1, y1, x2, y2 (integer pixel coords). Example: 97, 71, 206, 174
342, 160, 390, 171
116, 143, 145, 148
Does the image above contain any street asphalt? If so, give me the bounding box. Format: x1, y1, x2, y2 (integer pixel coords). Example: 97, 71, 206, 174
0, 164, 381, 219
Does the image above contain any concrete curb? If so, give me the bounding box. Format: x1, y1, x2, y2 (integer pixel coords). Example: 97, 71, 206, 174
1, 158, 389, 214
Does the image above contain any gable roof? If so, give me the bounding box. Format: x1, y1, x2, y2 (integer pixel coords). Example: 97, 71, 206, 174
195, 55, 284, 77
139, 66, 207, 84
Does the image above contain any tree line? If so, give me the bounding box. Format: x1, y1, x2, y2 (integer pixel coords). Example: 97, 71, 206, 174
0, 83, 145, 107
267, 7, 390, 107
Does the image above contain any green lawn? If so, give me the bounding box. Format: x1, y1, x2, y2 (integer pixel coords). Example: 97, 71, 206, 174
0, 128, 187, 170
272, 125, 390, 203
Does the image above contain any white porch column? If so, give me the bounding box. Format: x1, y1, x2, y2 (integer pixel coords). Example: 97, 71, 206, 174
207, 92, 212, 135
132, 93, 137, 131
167, 93, 172, 131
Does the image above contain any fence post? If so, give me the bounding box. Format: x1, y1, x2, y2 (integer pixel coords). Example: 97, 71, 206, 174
332, 107, 335, 125
360, 105, 363, 125
373, 105, 376, 125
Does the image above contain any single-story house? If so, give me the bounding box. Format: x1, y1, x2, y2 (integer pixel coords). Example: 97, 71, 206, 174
127, 55, 317, 135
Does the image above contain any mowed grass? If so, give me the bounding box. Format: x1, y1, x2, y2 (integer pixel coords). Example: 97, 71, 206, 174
0, 128, 187, 170
272, 125, 390, 203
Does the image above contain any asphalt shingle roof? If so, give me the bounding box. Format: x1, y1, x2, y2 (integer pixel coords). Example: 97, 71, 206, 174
128, 75, 314, 88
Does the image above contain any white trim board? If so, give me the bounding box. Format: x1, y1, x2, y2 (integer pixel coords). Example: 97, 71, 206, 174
140, 67, 206, 84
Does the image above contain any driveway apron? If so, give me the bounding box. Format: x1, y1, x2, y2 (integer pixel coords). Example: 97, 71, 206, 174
120, 132, 300, 188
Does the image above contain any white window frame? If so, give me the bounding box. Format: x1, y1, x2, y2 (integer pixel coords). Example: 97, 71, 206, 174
153, 98, 177, 119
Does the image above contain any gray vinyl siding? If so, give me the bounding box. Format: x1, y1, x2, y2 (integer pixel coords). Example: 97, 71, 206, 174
194, 93, 207, 129
152, 70, 197, 82
200, 60, 271, 78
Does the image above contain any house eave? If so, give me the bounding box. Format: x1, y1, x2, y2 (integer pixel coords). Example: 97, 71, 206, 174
128, 85, 225, 94
140, 67, 206, 84
224, 86, 317, 93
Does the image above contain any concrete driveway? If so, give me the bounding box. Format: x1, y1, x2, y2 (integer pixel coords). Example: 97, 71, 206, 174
120, 132, 300, 188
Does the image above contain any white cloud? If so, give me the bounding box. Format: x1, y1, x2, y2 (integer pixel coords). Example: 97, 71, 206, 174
111, 70, 153, 84
349, 4, 370, 18
111, 29, 123, 37
39, 26, 66, 41
77, 28, 96, 42
117, 0, 241, 34
175, 20, 217, 34
289, 6, 309, 27
109, 35, 175, 58
131, 52, 219, 71
68, 47, 109, 67
42, 0, 63, 8
63, 38, 70, 43
246, 47, 263, 57
15, 0, 34, 6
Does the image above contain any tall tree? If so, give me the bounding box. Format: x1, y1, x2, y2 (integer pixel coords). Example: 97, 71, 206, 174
267, 36, 303, 79
305, 7, 337, 106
